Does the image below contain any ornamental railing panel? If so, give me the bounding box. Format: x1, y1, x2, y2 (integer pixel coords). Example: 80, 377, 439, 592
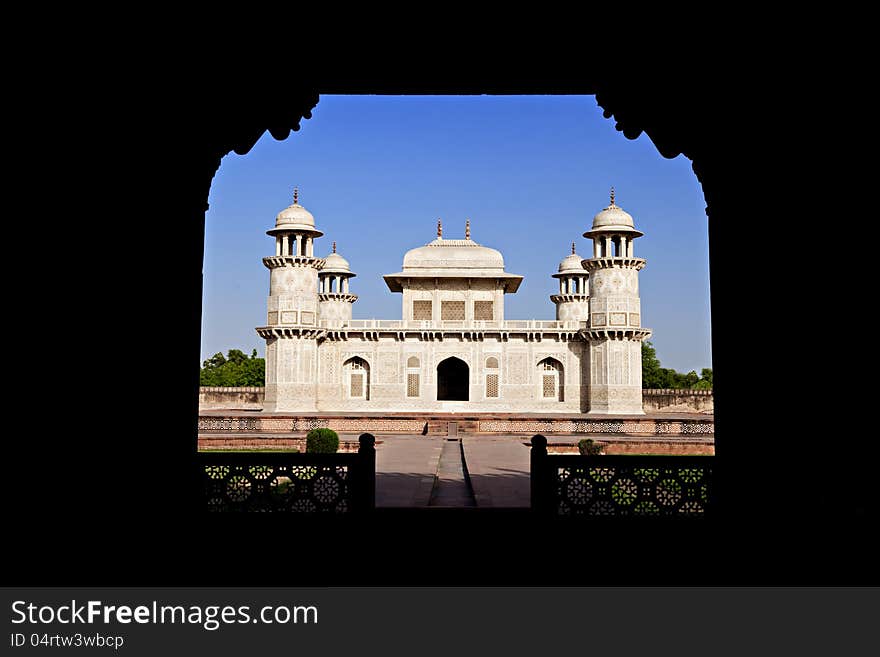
529, 435, 713, 516
318, 319, 582, 330
200, 434, 375, 513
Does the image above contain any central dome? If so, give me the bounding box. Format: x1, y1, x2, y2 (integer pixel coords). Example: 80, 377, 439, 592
384, 222, 523, 293
402, 238, 506, 271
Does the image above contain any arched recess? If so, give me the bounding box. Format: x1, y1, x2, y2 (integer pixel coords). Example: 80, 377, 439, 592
485, 356, 500, 398
406, 356, 420, 398
343, 357, 370, 400
537, 357, 564, 402
437, 356, 469, 401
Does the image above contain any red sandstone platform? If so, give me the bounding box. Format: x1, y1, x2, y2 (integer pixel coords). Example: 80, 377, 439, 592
197, 411, 713, 457
199, 410, 711, 419
198, 410, 713, 436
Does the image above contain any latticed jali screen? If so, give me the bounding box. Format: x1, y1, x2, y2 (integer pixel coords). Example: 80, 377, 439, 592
204, 463, 353, 513
543, 375, 556, 398
441, 301, 465, 320
407, 373, 419, 397
473, 301, 494, 320
486, 374, 499, 398
555, 462, 712, 515
412, 300, 432, 320
350, 373, 363, 397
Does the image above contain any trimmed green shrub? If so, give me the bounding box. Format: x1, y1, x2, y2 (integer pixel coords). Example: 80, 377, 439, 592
578, 438, 604, 456
306, 428, 339, 454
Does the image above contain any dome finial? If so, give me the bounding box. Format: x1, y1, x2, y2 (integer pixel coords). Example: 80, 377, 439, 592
294, 187, 299, 204
465, 218, 471, 240
437, 218, 442, 239
332, 241, 336, 254
572, 241, 576, 255
610, 186, 615, 206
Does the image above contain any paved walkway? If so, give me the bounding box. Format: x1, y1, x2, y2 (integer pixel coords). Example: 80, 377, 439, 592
462, 437, 531, 508
374, 435, 531, 508
428, 440, 475, 507
374, 436, 443, 507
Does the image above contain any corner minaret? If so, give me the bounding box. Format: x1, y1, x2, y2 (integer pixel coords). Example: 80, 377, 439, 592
581, 188, 652, 414
551, 241, 590, 323
318, 241, 358, 328
256, 188, 325, 412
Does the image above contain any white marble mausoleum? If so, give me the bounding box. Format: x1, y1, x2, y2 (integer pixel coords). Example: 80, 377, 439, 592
257, 189, 651, 414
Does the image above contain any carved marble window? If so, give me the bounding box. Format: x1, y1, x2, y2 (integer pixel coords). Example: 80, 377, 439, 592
413, 300, 432, 321
406, 356, 420, 397
474, 301, 494, 320
441, 301, 465, 321
538, 358, 564, 402
344, 357, 369, 400
485, 356, 499, 369
486, 373, 499, 398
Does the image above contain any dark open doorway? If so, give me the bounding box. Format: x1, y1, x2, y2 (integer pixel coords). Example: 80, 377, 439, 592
437, 357, 469, 401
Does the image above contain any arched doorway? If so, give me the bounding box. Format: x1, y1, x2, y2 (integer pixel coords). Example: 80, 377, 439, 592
537, 357, 564, 402
343, 357, 370, 400
437, 357, 469, 401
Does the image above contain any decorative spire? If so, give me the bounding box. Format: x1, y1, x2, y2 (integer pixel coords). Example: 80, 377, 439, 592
572, 241, 576, 255
465, 219, 471, 240
609, 186, 615, 206
437, 218, 442, 239
293, 187, 299, 204
332, 241, 336, 254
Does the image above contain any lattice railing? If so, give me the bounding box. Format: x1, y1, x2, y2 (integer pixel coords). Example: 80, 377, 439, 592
200, 434, 375, 513
318, 319, 583, 330
530, 435, 713, 516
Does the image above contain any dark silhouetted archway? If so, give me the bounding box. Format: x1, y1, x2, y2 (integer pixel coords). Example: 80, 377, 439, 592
18, 69, 870, 590
437, 357, 469, 401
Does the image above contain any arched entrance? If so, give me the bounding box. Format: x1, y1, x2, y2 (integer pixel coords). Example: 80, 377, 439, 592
343, 357, 370, 400
537, 357, 564, 402
437, 357, 469, 401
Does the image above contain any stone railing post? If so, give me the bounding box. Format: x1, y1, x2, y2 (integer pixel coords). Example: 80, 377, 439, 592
530, 435, 549, 514
356, 433, 376, 512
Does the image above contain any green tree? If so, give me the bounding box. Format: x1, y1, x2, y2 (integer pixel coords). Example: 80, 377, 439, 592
642, 342, 711, 390
694, 368, 713, 389
202, 352, 227, 369
200, 348, 265, 386
641, 341, 665, 388
662, 368, 685, 389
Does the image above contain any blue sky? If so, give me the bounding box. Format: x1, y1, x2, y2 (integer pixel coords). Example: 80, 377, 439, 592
202, 95, 711, 374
